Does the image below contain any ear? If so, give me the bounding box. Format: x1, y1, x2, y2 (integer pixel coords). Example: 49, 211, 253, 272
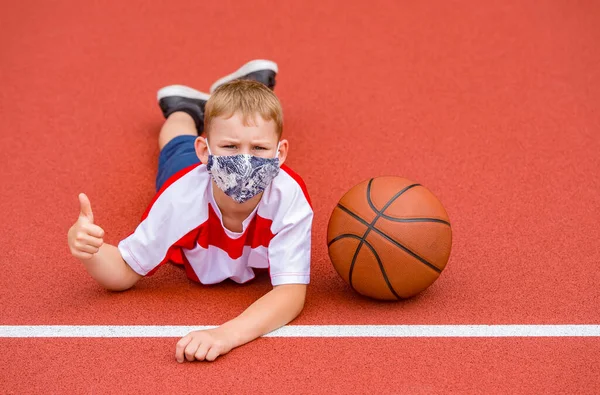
194, 136, 210, 164
277, 139, 289, 166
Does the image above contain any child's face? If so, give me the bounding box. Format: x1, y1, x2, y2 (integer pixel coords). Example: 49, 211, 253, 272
195, 112, 288, 165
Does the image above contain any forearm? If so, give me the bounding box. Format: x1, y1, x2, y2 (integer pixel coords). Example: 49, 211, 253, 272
80, 243, 142, 291
219, 284, 306, 348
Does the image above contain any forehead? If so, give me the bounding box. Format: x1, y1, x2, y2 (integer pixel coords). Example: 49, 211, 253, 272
209, 112, 278, 142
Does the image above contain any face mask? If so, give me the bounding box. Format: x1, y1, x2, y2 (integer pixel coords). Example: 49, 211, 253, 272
205, 139, 281, 204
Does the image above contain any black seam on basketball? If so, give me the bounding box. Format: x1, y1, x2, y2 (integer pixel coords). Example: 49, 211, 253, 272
328, 234, 365, 293
337, 204, 442, 274
380, 216, 451, 226
349, 238, 365, 292
328, 234, 364, 293
346, 179, 377, 292
366, 180, 420, 216
328, 234, 357, 247
366, 182, 442, 271
365, 181, 450, 226
327, 234, 401, 300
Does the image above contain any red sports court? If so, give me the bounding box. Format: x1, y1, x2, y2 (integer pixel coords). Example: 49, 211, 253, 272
1, 0, 599, 393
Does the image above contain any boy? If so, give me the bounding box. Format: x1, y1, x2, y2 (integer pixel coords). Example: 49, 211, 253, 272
67, 60, 313, 363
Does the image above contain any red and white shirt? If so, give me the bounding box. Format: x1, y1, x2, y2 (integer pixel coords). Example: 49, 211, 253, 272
117, 163, 313, 286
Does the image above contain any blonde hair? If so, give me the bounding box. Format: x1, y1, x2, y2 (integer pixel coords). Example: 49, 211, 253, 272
204, 79, 283, 137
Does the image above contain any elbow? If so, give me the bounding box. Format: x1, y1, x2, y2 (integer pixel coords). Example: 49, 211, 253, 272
104, 283, 134, 292
102, 279, 135, 292
281, 284, 307, 320
100, 272, 140, 292
295, 291, 306, 316
288, 297, 305, 322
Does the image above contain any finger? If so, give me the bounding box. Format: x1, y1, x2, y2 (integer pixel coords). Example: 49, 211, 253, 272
76, 234, 104, 248
78, 193, 94, 223
81, 223, 105, 239
175, 335, 193, 363
184, 340, 201, 362
205, 346, 221, 362
194, 342, 211, 362
75, 243, 100, 255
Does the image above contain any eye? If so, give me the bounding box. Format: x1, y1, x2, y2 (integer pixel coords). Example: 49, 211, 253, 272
253, 146, 267, 151
223, 145, 237, 149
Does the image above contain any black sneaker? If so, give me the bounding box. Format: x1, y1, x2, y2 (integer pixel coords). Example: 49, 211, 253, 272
157, 85, 210, 134
209, 60, 278, 93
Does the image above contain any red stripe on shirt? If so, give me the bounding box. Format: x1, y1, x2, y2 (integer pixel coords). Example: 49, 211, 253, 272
281, 164, 312, 208
149, 205, 275, 280
146, 225, 201, 276
196, 204, 275, 260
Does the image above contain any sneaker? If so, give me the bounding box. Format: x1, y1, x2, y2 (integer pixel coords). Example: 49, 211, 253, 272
209, 59, 278, 93
157, 85, 210, 134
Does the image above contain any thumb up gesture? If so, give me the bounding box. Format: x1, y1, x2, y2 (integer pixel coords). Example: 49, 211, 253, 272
67, 193, 105, 260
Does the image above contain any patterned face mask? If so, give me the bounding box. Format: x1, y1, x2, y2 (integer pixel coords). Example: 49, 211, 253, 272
206, 139, 281, 204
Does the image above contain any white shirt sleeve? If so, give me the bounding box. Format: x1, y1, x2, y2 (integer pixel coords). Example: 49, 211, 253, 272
266, 183, 314, 286
117, 193, 177, 276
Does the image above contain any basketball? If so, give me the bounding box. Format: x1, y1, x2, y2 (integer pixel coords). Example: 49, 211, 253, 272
327, 176, 452, 300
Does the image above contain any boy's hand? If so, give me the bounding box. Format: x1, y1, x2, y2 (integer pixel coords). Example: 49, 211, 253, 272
175, 328, 234, 363
67, 193, 105, 260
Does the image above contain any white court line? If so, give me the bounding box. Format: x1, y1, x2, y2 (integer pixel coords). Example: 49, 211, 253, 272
1, 325, 599, 338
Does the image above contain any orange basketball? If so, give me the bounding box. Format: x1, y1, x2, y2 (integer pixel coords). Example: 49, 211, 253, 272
327, 177, 452, 300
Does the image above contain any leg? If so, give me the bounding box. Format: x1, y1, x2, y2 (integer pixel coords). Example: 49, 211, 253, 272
158, 111, 197, 151
155, 124, 200, 192
155, 85, 210, 191
157, 85, 210, 135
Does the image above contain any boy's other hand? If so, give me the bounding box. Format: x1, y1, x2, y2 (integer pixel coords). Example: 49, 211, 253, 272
67, 193, 105, 260
175, 328, 234, 363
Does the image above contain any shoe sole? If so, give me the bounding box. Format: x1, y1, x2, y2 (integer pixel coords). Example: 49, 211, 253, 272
157, 85, 211, 102
209, 59, 279, 93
